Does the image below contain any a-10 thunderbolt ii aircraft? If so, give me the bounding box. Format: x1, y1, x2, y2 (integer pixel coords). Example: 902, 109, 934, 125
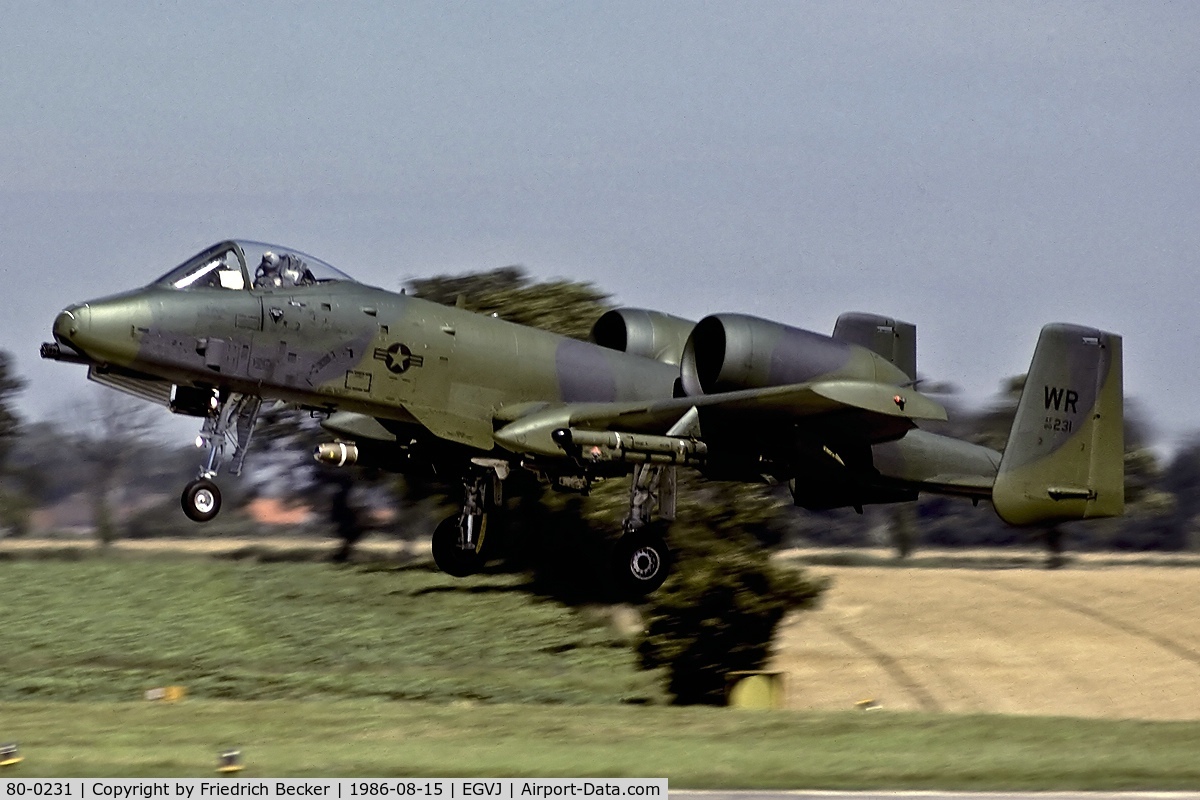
42, 240, 1124, 593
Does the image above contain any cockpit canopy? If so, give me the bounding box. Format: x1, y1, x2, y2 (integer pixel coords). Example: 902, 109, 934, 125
154, 240, 353, 292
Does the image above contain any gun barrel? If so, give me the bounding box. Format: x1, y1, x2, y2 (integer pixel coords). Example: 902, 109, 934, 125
40, 342, 90, 365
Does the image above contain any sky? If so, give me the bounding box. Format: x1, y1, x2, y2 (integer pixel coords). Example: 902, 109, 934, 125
2, 2, 1197, 449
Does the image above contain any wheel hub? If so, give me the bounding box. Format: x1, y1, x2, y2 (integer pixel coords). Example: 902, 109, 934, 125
193, 489, 216, 514
629, 546, 661, 580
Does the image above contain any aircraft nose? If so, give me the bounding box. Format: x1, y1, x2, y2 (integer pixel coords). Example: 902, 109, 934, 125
53, 305, 89, 346
51, 295, 146, 365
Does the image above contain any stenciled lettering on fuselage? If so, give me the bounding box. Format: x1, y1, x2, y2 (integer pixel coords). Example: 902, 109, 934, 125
1043, 384, 1079, 433
374, 342, 425, 375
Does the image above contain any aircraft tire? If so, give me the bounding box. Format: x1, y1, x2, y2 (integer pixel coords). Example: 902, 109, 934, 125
611, 529, 671, 598
431, 513, 484, 577
181, 478, 221, 523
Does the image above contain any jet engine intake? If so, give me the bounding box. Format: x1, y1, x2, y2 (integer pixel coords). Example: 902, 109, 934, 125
679, 313, 908, 395
590, 308, 696, 366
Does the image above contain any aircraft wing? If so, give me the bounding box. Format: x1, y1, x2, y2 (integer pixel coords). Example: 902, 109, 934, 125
493, 380, 947, 457
322, 411, 398, 442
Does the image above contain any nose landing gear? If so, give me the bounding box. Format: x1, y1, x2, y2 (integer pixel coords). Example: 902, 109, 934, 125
182, 477, 222, 522
180, 391, 261, 522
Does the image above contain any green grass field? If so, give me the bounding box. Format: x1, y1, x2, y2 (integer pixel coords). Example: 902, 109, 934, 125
3, 547, 1200, 787
5, 701, 1200, 787
0, 552, 661, 704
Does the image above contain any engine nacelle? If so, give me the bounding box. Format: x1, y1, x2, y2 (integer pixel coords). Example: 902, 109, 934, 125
590, 308, 696, 366
679, 313, 910, 395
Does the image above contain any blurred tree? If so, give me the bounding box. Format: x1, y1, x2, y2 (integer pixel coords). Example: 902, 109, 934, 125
0, 351, 24, 464
250, 402, 402, 552
10, 421, 192, 507
11, 389, 171, 542
970, 375, 1026, 452
77, 390, 163, 544
1160, 441, 1200, 543
409, 266, 610, 341
1106, 437, 1192, 551
0, 351, 28, 535
636, 483, 829, 704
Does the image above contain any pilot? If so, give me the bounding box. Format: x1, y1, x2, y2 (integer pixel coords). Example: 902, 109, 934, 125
254, 251, 283, 288
280, 258, 304, 287
279, 254, 315, 287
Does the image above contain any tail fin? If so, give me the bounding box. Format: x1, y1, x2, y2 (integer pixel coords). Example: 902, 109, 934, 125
992, 323, 1124, 525
833, 312, 917, 381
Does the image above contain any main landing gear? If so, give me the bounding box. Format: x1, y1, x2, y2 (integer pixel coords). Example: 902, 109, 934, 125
610, 463, 673, 596
611, 526, 671, 597
428, 461, 675, 597
182, 478, 222, 523
431, 470, 498, 577
180, 391, 261, 522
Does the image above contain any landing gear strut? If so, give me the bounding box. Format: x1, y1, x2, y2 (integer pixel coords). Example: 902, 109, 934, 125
181, 391, 261, 522
432, 470, 499, 577
611, 463, 675, 596
432, 513, 485, 577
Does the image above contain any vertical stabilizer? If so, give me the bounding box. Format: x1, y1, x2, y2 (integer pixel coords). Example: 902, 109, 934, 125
992, 323, 1123, 525
833, 312, 917, 381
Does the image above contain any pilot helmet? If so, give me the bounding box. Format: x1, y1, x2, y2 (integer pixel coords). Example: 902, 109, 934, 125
260, 251, 281, 270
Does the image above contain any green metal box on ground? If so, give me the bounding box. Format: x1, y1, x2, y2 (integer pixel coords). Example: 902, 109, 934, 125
725, 670, 785, 709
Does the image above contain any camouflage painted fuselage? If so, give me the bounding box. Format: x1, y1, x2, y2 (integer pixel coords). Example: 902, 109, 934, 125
55, 279, 679, 451
49, 240, 1124, 526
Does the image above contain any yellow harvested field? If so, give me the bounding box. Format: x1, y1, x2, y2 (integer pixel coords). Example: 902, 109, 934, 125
770, 565, 1200, 720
